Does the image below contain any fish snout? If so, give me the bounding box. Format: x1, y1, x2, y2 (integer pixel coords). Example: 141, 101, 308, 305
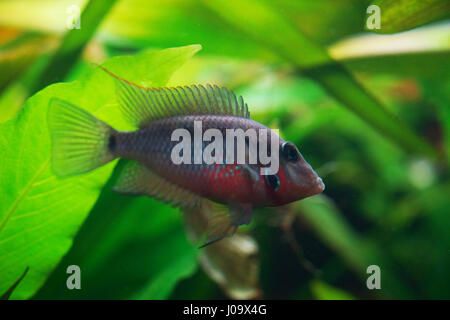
289, 159, 325, 198
311, 175, 325, 196
301, 162, 325, 196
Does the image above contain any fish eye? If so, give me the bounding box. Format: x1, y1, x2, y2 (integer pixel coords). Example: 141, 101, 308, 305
265, 174, 280, 191
281, 142, 300, 162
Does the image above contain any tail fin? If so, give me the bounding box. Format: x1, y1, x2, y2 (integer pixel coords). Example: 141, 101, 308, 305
48, 98, 117, 177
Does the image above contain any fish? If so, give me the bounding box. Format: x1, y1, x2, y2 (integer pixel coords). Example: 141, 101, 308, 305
47, 66, 325, 247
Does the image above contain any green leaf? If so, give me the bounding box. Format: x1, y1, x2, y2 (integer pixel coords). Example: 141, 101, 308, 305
0, 267, 29, 300
203, 0, 441, 161
0, 33, 55, 93
370, 0, 450, 34
0, 0, 118, 121
0, 82, 28, 123
310, 280, 355, 300
295, 195, 413, 298
0, 45, 201, 299
329, 24, 450, 78
270, 0, 370, 47
27, 0, 119, 94
35, 172, 198, 300
202, 0, 330, 68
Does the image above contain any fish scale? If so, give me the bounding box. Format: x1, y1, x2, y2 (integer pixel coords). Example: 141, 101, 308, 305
113, 114, 275, 205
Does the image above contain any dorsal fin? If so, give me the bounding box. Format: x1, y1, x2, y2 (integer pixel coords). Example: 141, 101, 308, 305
99, 65, 250, 128
113, 160, 200, 209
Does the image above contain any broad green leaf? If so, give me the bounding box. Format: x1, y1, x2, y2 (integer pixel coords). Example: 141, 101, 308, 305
36, 178, 198, 299
370, 0, 450, 34
0, 83, 28, 123
0, 45, 201, 299
310, 280, 355, 300
0, 267, 28, 300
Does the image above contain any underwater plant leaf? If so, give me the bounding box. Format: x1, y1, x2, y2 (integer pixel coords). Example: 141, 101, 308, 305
329, 24, 450, 78
0, 31, 56, 93
369, 0, 450, 34
0, 0, 117, 121
203, 0, 331, 68
0, 266, 29, 300
203, 0, 441, 161
295, 195, 414, 299
0, 0, 274, 62
27, 0, 118, 94
0, 82, 29, 123
310, 280, 354, 300
35, 177, 198, 300
0, 45, 201, 299
269, 0, 370, 47
0, 0, 369, 56
338, 51, 450, 79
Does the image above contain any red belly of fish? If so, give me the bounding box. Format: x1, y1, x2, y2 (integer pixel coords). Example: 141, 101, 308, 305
198, 164, 256, 204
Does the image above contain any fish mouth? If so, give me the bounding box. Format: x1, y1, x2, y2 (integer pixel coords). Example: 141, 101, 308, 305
315, 177, 325, 193
309, 176, 325, 196
288, 161, 325, 197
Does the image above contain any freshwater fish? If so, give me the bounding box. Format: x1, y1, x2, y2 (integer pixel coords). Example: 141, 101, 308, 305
48, 66, 324, 247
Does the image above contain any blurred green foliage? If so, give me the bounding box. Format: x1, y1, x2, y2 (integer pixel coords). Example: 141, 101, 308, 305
371, 0, 450, 33
0, 0, 449, 299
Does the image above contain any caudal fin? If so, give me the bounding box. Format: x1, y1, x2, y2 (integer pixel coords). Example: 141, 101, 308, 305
48, 98, 117, 177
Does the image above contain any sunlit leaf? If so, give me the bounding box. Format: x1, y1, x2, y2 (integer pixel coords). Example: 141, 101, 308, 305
0, 267, 28, 300
310, 280, 354, 300
27, 0, 118, 94
329, 24, 450, 78
0, 45, 201, 299
36, 177, 198, 300
0, 82, 28, 123
370, 0, 450, 34
203, 0, 441, 162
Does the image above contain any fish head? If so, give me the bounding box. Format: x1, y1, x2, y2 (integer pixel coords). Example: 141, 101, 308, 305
262, 141, 325, 206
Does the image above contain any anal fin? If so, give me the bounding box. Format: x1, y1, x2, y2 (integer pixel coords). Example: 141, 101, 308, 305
200, 202, 253, 248
113, 160, 200, 209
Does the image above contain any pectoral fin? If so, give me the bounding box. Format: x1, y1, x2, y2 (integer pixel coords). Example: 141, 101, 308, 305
241, 164, 260, 183
229, 202, 253, 226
